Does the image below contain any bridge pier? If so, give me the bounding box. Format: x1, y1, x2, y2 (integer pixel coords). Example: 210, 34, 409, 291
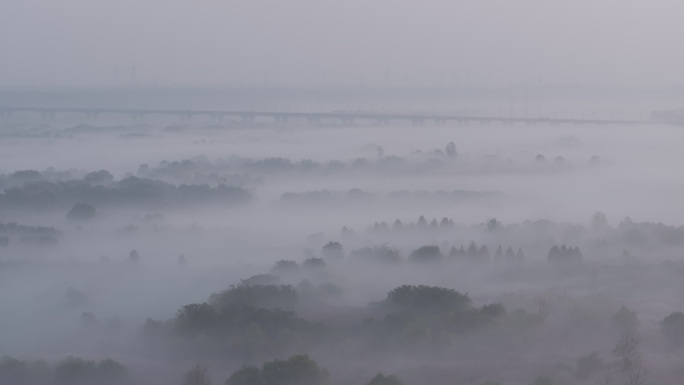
241, 115, 256, 124
412, 118, 425, 127
131, 113, 145, 122
341, 117, 354, 126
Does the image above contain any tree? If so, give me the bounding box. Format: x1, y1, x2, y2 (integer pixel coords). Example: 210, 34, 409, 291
366, 373, 403, 385
613, 306, 638, 332
322, 242, 343, 259
303, 257, 326, 269
271, 260, 299, 273
208, 285, 299, 311
260, 355, 328, 385
575, 351, 604, 381
54, 357, 97, 385
486, 218, 501, 231
67, 203, 96, 220
467, 242, 479, 259
494, 245, 503, 260
227, 366, 262, 385
351, 245, 401, 265
660, 311, 684, 347
591, 211, 608, 228
445, 142, 457, 157
478, 245, 490, 261
612, 333, 644, 385
182, 364, 211, 385
128, 249, 140, 263
533, 295, 550, 323
174, 303, 217, 335
408, 245, 442, 263
385, 285, 471, 314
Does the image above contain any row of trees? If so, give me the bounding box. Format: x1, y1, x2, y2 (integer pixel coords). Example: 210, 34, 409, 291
0, 356, 130, 385
0, 176, 251, 209
547, 245, 584, 264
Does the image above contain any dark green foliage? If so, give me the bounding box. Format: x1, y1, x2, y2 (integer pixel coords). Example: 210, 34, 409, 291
351, 245, 402, 265
175, 303, 218, 335
227, 366, 263, 385
385, 285, 471, 314
209, 285, 299, 311
660, 311, 684, 346
408, 245, 442, 263
0, 176, 251, 209
303, 258, 326, 269
480, 303, 506, 318
0, 357, 43, 385
322, 242, 343, 258
547, 245, 583, 264
272, 260, 299, 273
54, 357, 130, 385
486, 217, 501, 231
613, 306, 638, 331
366, 373, 403, 385
0, 357, 123, 385
241, 274, 281, 286
67, 203, 96, 220
260, 355, 328, 385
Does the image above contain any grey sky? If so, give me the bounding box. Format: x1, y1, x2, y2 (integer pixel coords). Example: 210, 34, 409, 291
1, 0, 682, 87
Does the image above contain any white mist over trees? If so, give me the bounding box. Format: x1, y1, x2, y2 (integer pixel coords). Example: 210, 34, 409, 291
3, 2, 684, 384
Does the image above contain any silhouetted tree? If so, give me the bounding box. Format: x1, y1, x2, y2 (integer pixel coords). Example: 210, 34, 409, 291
260, 355, 328, 385
366, 373, 403, 385
467, 242, 479, 259
494, 245, 504, 260
128, 250, 140, 264
409, 245, 442, 263
417, 215, 427, 227
661, 311, 684, 347
574, 351, 604, 381
591, 211, 608, 228
182, 364, 211, 385
322, 242, 343, 259
385, 285, 472, 314
227, 366, 262, 385
303, 257, 326, 269
67, 203, 96, 220
505, 246, 515, 259
272, 260, 299, 273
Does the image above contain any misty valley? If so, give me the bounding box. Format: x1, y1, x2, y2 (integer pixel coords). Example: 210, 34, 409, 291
2, 88, 684, 385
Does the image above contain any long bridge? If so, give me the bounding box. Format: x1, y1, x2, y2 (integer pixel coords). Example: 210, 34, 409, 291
0, 106, 650, 126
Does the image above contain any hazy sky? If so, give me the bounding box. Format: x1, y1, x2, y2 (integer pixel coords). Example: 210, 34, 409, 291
1, 0, 683, 87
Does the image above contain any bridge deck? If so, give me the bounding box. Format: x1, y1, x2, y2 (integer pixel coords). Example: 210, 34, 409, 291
0, 106, 650, 125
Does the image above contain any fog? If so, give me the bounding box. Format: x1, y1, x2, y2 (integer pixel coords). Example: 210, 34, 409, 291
3, 3, 684, 385
2, 0, 684, 87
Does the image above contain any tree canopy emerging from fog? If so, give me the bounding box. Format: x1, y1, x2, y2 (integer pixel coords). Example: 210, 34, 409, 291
384, 285, 471, 314
366, 373, 403, 385
182, 364, 212, 385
